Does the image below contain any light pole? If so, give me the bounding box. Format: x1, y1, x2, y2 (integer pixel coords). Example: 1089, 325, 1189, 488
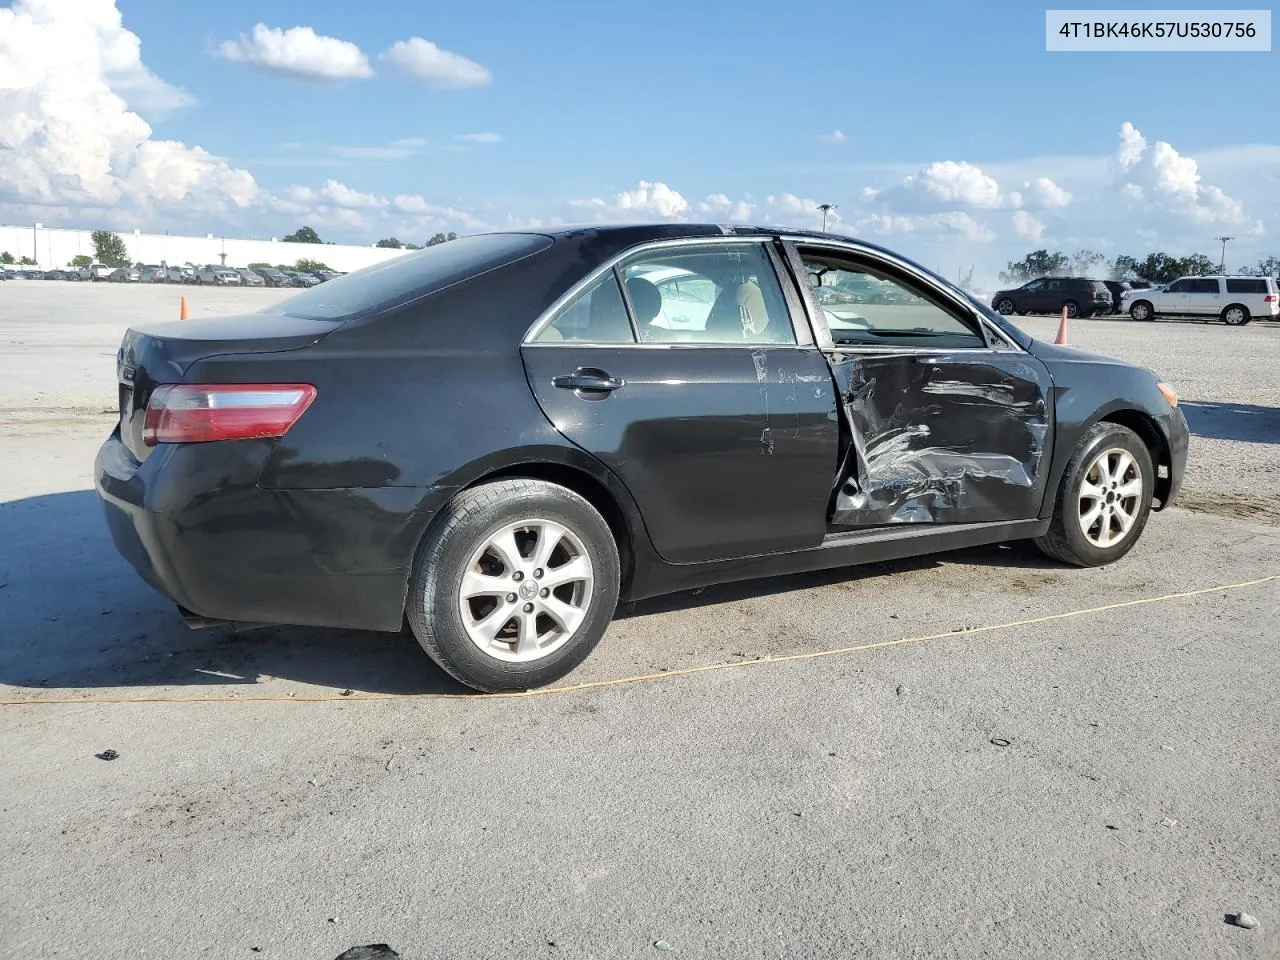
1215, 235, 1234, 273
818, 203, 836, 232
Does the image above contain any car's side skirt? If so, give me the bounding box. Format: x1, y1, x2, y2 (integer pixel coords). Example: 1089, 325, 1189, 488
625, 518, 1052, 602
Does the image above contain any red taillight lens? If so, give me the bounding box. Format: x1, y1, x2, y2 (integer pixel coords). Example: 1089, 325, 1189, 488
1265, 294, 1277, 303
143, 383, 317, 446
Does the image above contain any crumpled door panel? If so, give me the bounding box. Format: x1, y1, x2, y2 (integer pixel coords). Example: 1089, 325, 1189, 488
829, 353, 1052, 526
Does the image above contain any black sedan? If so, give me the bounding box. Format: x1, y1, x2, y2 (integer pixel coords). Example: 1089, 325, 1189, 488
96, 224, 1189, 692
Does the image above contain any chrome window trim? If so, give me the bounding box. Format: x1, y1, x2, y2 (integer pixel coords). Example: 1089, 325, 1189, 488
780, 237, 1030, 356
522, 235, 791, 346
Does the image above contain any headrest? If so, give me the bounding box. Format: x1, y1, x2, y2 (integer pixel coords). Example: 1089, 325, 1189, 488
625, 276, 662, 324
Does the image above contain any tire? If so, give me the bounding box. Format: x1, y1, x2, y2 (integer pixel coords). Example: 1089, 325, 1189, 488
995, 298, 1016, 315
406, 478, 621, 692
1129, 301, 1154, 321
1222, 304, 1251, 326
1062, 300, 1080, 319
1035, 422, 1154, 568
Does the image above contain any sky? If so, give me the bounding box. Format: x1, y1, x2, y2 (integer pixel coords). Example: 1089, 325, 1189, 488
1, 0, 1276, 285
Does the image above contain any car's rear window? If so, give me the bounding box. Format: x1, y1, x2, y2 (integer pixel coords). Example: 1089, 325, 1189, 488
271, 233, 553, 320
1226, 278, 1269, 294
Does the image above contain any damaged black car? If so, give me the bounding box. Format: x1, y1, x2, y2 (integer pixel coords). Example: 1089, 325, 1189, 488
95, 224, 1189, 692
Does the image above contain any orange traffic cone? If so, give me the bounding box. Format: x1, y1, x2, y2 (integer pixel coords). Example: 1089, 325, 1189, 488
180, 296, 189, 321
1054, 305, 1069, 344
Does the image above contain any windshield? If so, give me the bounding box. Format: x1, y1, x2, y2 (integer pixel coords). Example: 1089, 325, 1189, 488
270, 233, 553, 321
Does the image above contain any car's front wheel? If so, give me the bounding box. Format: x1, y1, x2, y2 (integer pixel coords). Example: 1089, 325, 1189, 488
406, 478, 621, 692
995, 298, 1015, 315
1128, 301, 1154, 321
1035, 422, 1154, 567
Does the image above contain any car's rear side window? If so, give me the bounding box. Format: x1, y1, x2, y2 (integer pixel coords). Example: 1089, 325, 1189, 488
1189, 278, 1220, 294
1226, 278, 1268, 294
272, 233, 553, 320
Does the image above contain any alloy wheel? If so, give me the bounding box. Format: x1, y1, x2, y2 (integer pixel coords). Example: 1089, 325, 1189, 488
457, 518, 595, 663
1077, 448, 1143, 548
1223, 306, 1247, 326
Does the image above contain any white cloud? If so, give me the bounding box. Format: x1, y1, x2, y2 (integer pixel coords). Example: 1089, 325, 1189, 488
571, 180, 690, 220
1024, 176, 1071, 209
818, 130, 847, 145
329, 138, 426, 161
380, 38, 491, 88
319, 179, 385, 210
0, 0, 257, 217
454, 132, 502, 143
697, 193, 754, 222
216, 24, 373, 81
902, 160, 1005, 209
1012, 210, 1046, 241
1111, 121, 1260, 232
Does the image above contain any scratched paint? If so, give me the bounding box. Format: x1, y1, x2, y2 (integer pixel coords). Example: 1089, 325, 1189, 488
829, 355, 1051, 526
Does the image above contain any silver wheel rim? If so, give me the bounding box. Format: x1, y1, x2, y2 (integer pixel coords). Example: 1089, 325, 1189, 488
1078, 447, 1143, 548
997, 299, 1014, 315
457, 518, 594, 663
1132, 304, 1149, 320
1225, 307, 1245, 325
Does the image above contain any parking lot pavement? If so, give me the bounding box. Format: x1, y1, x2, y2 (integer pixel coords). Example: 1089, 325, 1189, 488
1, 288, 1277, 959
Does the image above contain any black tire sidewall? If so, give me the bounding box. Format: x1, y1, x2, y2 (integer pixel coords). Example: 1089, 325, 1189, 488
411, 483, 620, 692
1055, 423, 1155, 565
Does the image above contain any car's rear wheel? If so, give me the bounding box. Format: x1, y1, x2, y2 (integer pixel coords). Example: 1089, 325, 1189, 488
1222, 304, 1251, 326
1034, 422, 1154, 567
406, 478, 621, 692
1128, 301, 1153, 321
1062, 300, 1080, 319
995, 298, 1015, 315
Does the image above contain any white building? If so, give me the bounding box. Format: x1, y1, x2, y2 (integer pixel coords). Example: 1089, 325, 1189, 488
0, 223, 413, 273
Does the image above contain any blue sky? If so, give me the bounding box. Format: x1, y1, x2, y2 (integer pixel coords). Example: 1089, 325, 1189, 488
2, 0, 1277, 283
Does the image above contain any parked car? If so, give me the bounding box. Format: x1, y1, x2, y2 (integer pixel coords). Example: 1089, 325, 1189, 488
195, 265, 242, 285
254, 268, 293, 288
19, 269, 46, 279
283, 270, 320, 287
109, 267, 141, 282
991, 277, 1114, 318
1100, 280, 1131, 314
96, 224, 1189, 693
166, 266, 197, 284
138, 265, 168, 283
88, 263, 114, 281
1122, 275, 1280, 325
234, 268, 266, 287
43, 269, 66, 280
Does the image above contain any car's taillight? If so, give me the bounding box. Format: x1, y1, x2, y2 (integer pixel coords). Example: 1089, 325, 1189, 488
143, 383, 317, 446
1265, 294, 1277, 303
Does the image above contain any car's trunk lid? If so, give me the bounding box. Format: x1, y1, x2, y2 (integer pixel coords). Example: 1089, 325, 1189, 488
117, 312, 343, 460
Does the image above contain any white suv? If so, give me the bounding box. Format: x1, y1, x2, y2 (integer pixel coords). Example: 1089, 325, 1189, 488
1122, 275, 1279, 326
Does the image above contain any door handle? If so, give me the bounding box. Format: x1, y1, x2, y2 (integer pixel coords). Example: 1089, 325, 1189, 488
553, 370, 624, 393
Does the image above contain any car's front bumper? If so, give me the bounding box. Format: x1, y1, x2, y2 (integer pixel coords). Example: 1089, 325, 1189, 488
1155, 405, 1189, 510
94, 428, 439, 632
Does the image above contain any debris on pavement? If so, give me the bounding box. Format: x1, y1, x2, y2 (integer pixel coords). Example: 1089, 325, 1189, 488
1227, 912, 1259, 930
95, 749, 119, 761
1159, 817, 1177, 827
990, 738, 1011, 747
653, 941, 673, 952
334, 946, 402, 959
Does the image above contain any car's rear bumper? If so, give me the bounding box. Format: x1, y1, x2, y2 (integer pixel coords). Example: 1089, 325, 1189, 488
94, 429, 443, 632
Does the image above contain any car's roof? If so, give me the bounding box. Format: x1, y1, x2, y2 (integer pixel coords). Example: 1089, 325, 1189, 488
501, 221, 893, 249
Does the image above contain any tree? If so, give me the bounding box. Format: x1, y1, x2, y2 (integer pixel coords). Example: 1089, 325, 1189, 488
248, 262, 272, 269
283, 226, 322, 244
19, 256, 37, 265
1115, 252, 1216, 284
0, 251, 13, 264
1109, 255, 1141, 280
294, 258, 331, 272
1071, 249, 1105, 275
426, 232, 458, 247
998, 249, 1070, 284
375, 237, 405, 248
91, 230, 131, 267
1241, 256, 1280, 277
70, 254, 92, 268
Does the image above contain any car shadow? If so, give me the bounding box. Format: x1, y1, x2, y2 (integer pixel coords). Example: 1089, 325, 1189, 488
1, 490, 1060, 695
1180, 401, 1280, 445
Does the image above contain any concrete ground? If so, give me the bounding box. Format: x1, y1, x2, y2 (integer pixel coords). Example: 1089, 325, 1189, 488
1, 284, 1277, 959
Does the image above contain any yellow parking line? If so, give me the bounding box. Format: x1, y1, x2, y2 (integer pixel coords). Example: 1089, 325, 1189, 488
2, 573, 1276, 707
